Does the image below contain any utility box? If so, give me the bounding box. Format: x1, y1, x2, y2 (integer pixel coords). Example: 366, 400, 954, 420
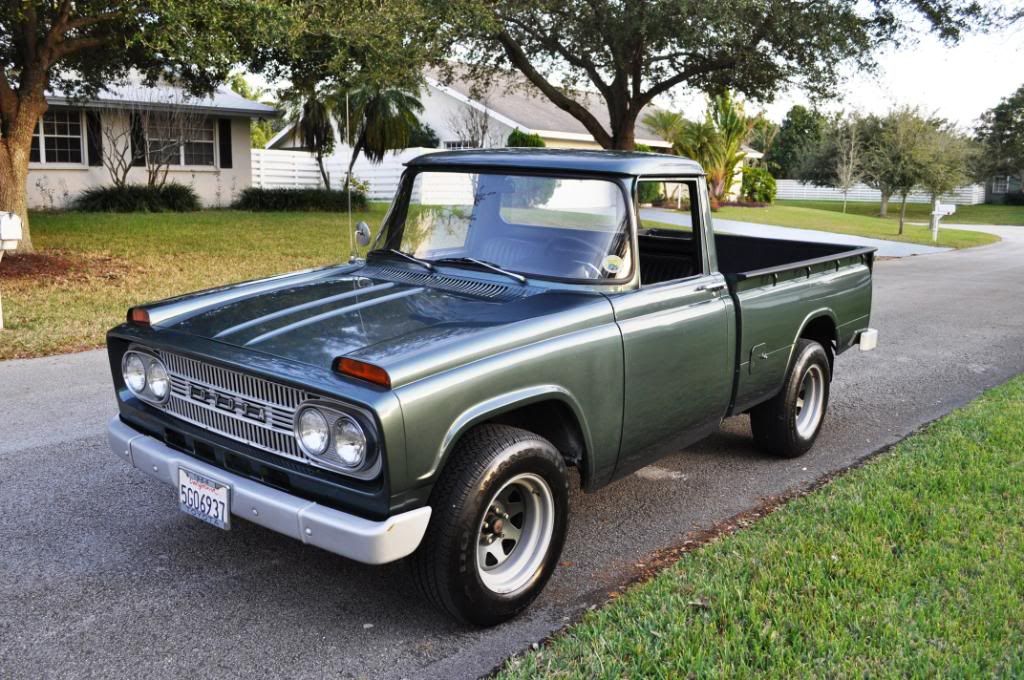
1, 212, 23, 251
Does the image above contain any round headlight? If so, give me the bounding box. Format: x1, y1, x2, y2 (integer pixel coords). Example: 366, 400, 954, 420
147, 359, 170, 401
333, 415, 367, 468
297, 408, 330, 455
123, 353, 147, 394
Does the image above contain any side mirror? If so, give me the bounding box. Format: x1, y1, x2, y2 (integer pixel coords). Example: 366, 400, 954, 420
354, 221, 372, 247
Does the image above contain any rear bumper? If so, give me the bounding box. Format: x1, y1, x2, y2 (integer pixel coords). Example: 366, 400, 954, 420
107, 417, 430, 564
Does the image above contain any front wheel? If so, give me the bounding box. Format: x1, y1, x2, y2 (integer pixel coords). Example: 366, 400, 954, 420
411, 424, 569, 626
750, 339, 831, 458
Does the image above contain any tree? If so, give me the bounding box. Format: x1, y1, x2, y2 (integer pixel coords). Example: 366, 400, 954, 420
799, 113, 863, 212
507, 129, 546, 147
437, 0, 995, 153
767, 105, 827, 178
339, 84, 424, 188
833, 116, 863, 213
975, 84, 1024, 190
408, 120, 440, 148
445, 100, 503, 149
283, 85, 336, 189
863, 107, 934, 233
920, 124, 975, 203
0, 1, 275, 252
748, 114, 780, 158
228, 74, 277, 149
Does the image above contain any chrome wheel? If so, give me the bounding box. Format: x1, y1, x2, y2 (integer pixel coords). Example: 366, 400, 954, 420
795, 364, 825, 438
476, 472, 555, 595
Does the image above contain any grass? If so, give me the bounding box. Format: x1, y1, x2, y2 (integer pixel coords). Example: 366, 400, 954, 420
499, 376, 1024, 679
713, 203, 999, 249
777, 200, 1024, 227
0, 207, 388, 360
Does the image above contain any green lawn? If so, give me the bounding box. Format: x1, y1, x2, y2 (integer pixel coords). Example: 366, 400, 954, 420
499, 376, 1024, 678
712, 203, 999, 249
777, 200, 1024, 226
0, 207, 388, 360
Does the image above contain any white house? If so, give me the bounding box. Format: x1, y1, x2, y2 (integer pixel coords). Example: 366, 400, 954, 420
269, 68, 673, 153
27, 83, 277, 209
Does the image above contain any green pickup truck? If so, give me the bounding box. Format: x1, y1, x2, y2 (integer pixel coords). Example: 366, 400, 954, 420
107, 149, 876, 625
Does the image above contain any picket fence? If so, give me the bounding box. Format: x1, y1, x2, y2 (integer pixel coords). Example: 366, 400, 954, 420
775, 179, 986, 205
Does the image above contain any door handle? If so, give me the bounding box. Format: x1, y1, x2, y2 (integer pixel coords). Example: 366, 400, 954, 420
696, 282, 726, 293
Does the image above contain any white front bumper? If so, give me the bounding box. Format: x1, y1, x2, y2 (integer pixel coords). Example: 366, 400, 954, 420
107, 417, 430, 564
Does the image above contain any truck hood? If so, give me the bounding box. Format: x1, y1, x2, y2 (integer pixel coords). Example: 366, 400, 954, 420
160, 264, 612, 386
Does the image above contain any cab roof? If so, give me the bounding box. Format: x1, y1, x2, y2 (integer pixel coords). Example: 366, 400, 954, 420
406, 148, 704, 177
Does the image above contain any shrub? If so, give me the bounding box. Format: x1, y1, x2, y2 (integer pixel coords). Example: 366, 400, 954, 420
506, 129, 546, 147
74, 183, 201, 212
740, 166, 777, 204
1003, 191, 1024, 206
637, 181, 663, 205
234, 187, 368, 211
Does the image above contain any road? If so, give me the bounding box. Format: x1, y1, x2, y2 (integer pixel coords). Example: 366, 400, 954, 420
2, 225, 1022, 679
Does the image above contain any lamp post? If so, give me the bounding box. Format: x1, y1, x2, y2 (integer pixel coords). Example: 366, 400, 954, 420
0, 212, 24, 330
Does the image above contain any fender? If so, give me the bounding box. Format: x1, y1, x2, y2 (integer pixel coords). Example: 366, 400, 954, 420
786, 307, 839, 370
437, 384, 595, 483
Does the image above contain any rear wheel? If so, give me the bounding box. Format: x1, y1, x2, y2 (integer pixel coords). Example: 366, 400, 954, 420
750, 339, 831, 458
411, 424, 569, 626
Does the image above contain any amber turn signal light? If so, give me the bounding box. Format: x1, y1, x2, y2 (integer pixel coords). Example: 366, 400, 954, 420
127, 307, 150, 326
334, 357, 391, 388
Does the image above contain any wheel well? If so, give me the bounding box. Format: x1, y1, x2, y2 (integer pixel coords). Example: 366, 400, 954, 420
483, 400, 588, 478
800, 315, 837, 371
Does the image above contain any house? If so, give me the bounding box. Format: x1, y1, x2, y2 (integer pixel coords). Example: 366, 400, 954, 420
27, 83, 277, 209
268, 68, 673, 153
985, 173, 1022, 203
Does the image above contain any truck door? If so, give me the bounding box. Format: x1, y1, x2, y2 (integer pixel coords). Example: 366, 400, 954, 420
610, 178, 734, 478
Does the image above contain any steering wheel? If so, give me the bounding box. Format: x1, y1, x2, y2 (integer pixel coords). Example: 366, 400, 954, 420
549, 235, 607, 275
571, 261, 603, 279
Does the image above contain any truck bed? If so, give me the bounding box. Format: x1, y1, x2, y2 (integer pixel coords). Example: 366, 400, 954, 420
638, 229, 875, 414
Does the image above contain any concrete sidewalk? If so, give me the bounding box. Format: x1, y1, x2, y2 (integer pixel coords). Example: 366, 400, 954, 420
640, 207, 951, 258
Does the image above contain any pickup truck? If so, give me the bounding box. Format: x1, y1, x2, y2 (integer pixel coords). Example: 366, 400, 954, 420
106, 149, 877, 626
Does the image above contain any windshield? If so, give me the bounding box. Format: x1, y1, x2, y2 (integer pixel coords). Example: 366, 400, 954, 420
374, 170, 633, 281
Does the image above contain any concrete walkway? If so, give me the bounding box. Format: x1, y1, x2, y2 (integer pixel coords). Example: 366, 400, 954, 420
641, 207, 951, 258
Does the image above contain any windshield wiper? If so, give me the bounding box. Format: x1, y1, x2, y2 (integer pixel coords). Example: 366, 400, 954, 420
434, 257, 527, 284
368, 248, 434, 272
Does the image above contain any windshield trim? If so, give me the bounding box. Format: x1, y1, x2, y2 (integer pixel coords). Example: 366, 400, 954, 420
377, 167, 639, 287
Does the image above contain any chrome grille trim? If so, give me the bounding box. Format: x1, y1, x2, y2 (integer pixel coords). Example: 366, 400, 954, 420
158, 351, 308, 463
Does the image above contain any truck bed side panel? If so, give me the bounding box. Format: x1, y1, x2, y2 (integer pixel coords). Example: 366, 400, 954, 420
729, 255, 873, 414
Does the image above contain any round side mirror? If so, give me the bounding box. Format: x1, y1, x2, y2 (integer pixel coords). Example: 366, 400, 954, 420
354, 221, 372, 247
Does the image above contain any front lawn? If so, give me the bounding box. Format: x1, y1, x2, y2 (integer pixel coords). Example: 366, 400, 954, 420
0, 208, 388, 360
714, 203, 999, 249
499, 376, 1024, 678
777, 199, 1024, 226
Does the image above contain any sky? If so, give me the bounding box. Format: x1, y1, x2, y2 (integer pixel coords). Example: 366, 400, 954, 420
664, 21, 1024, 130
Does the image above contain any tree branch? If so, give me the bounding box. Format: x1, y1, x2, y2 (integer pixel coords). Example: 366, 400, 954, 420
503, 15, 613, 102
54, 36, 109, 59
495, 30, 612, 148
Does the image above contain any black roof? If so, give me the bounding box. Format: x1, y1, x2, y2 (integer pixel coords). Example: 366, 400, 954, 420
406, 148, 704, 177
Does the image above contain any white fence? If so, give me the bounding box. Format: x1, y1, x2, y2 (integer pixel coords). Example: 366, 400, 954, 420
776, 179, 986, 205
251, 147, 440, 200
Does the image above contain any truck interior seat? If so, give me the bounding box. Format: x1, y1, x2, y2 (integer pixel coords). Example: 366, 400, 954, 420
638, 231, 698, 284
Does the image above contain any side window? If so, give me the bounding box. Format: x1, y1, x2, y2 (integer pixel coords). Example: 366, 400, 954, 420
636, 179, 704, 286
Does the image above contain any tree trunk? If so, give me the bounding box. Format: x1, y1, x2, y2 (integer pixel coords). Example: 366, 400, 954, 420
610, 111, 637, 151
0, 95, 47, 254
316, 153, 330, 189
879, 192, 890, 218
898, 194, 908, 235
842, 191, 848, 214
346, 135, 365, 191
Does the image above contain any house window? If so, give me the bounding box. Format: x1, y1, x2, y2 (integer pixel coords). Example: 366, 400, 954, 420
992, 176, 1009, 194
145, 117, 216, 166
444, 140, 476, 150
30, 110, 84, 164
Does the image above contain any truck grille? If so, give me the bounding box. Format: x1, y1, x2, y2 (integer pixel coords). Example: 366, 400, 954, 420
158, 351, 309, 462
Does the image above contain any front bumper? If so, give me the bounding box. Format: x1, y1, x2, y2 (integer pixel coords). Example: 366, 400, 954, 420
107, 417, 430, 564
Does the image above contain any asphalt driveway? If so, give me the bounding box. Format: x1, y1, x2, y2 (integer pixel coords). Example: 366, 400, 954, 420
2, 225, 1022, 679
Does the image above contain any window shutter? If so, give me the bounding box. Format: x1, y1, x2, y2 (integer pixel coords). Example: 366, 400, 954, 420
86, 111, 103, 166
130, 113, 145, 167
217, 119, 233, 169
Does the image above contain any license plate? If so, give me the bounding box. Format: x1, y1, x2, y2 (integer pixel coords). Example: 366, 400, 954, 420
178, 467, 231, 530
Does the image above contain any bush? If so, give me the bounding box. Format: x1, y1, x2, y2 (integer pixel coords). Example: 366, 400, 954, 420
1003, 191, 1024, 206
74, 183, 200, 212
234, 187, 368, 212
637, 181, 663, 205
506, 129, 546, 147
740, 166, 777, 204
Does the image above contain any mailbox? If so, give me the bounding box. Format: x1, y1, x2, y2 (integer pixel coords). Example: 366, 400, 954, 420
1, 212, 23, 251
932, 203, 956, 217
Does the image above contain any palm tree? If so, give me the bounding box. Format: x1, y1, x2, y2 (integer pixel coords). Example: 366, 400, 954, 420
283, 84, 336, 188
336, 84, 424, 189
642, 110, 687, 155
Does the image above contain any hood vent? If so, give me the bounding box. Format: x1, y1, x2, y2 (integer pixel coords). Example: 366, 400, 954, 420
370, 266, 522, 300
